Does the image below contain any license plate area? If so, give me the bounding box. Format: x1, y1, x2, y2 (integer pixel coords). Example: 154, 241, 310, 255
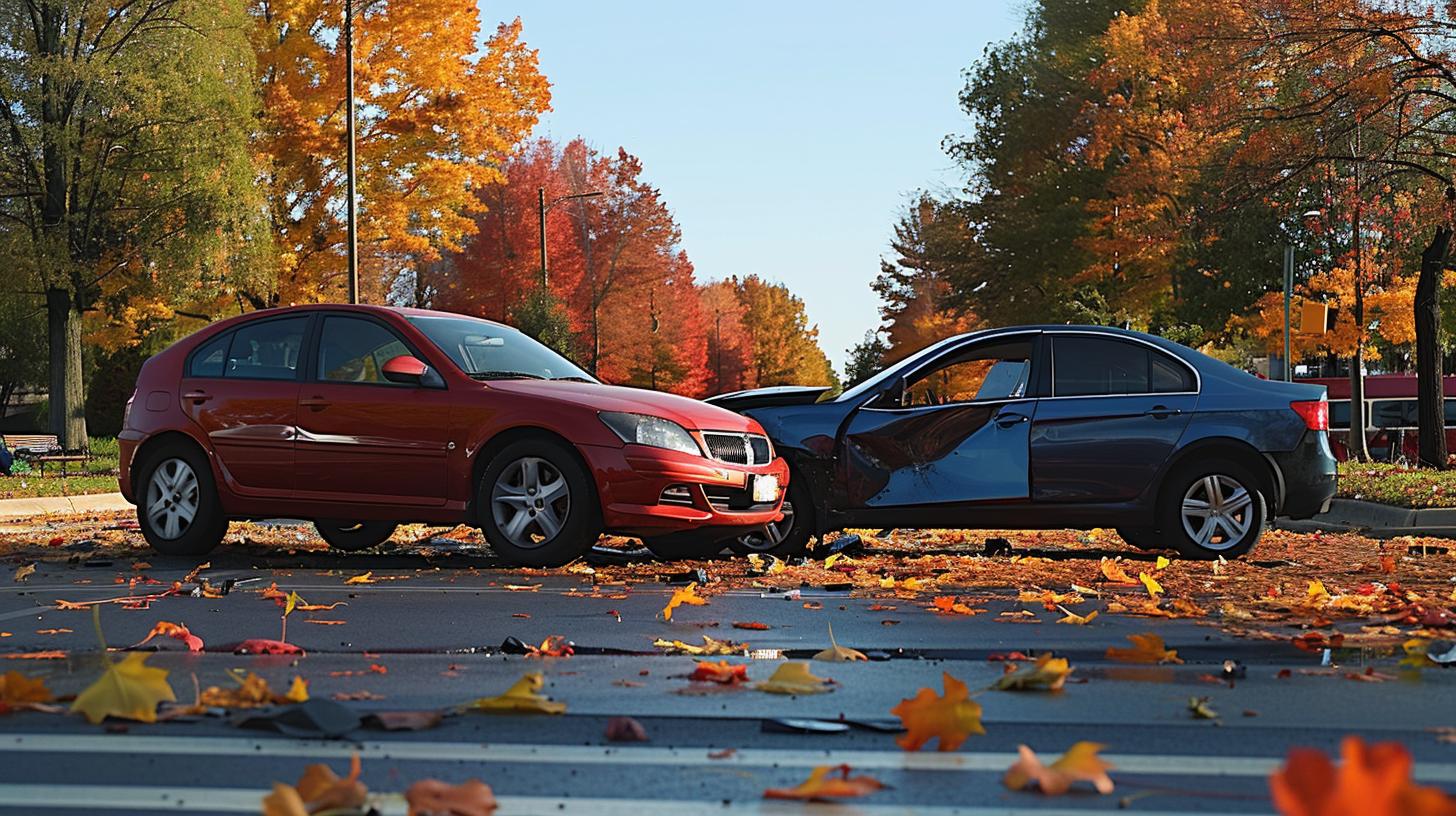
752, 474, 780, 504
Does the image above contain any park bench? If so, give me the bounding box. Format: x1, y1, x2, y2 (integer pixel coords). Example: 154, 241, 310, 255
0, 434, 90, 476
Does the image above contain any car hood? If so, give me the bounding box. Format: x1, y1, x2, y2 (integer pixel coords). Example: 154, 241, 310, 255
705, 385, 835, 411
479, 379, 764, 434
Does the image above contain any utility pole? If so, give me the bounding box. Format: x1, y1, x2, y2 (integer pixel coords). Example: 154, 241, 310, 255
714, 308, 723, 389
537, 187, 548, 289
1282, 245, 1294, 382
344, 0, 359, 304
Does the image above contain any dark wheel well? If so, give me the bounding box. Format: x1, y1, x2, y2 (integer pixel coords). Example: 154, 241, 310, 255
467, 427, 599, 526
1157, 439, 1280, 517
131, 431, 210, 490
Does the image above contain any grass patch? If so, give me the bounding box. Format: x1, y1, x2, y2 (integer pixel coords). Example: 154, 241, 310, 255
1336, 461, 1456, 508
0, 436, 119, 500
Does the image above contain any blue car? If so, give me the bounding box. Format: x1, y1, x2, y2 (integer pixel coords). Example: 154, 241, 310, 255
708, 325, 1337, 560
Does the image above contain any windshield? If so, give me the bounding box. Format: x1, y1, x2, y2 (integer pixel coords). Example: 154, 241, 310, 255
407, 315, 595, 382
836, 333, 969, 403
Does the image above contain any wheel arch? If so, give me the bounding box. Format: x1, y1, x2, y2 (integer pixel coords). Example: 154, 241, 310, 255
130, 430, 212, 490
466, 425, 599, 526
1157, 437, 1281, 516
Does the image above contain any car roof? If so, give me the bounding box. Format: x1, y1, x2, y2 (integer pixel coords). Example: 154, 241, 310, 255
220, 303, 511, 329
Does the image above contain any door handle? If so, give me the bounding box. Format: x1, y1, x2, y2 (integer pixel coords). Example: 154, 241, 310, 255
181, 391, 211, 403
299, 397, 332, 409
1144, 405, 1181, 419
993, 411, 1029, 428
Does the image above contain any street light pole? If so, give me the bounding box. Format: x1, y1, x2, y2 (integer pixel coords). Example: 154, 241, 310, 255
344, 0, 358, 305
537, 189, 604, 290
1282, 245, 1294, 382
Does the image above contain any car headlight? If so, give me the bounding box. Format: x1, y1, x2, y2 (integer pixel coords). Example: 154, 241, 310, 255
599, 412, 702, 456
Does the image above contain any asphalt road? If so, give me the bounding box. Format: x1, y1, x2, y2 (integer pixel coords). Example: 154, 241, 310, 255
1, 533, 1453, 815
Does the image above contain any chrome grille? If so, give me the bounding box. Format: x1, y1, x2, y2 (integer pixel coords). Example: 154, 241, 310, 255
702, 432, 772, 465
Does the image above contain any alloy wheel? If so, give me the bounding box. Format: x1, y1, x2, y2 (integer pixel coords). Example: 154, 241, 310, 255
1179, 474, 1254, 551
490, 456, 571, 549
146, 457, 200, 540
738, 499, 795, 552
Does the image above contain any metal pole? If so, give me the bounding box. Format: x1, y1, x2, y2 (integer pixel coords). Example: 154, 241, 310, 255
344, 0, 358, 304
538, 187, 548, 289
1283, 245, 1294, 381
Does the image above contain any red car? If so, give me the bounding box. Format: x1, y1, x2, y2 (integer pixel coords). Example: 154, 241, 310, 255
118, 305, 789, 566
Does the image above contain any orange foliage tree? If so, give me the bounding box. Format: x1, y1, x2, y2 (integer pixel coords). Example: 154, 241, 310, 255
247, 3, 550, 308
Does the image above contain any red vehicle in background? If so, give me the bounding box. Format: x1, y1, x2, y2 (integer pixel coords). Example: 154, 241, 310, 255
1298, 374, 1456, 461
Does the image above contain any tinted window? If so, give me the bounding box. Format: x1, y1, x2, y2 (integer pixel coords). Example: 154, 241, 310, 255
1371, 400, 1416, 428
226, 317, 307, 380
188, 334, 230, 378
1329, 400, 1351, 429
1053, 336, 1193, 396
1446, 399, 1456, 424
897, 338, 1032, 407
318, 316, 412, 385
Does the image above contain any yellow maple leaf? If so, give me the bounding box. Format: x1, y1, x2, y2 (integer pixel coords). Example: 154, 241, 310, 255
285, 675, 309, 703
993, 654, 1073, 691
812, 624, 867, 662
890, 672, 985, 751
1139, 573, 1164, 598
756, 662, 834, 695
1004, 742, 1115, 795
469, 672, 565, 714
71, 652, 176, 724
661, 583, 709, 622
1154, 556, 1171, 570
1056, 606, 1099, 625
1106, 633, 1183, 665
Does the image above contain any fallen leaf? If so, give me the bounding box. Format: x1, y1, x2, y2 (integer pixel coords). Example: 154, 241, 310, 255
296, 602, 347, 612
0, 670, 54, 709
304, 619, 345, 626
344, 572, 375, 585
1055, 606, 1099, 625
1189, 696, 1219, 719
763, 764, 886, 801
708, 747, 737, 760
732, 621, 770, 630
131, 621, 203, 652
404, 778, 497, 816
35, 628, 71, 635
71, 652, 176, 724
652, 636, 743, 656
993, 654, 1072, 691
1106, 633, 1183, 665
932, 596, 983, 615
13, 564, 35, 583
262, 755, 367, 816
1155, 556, 1171, 570
236, 638, 305, 656
1003, 742, 1115, 795
604, 716, 649, 742
200, 672, 306, 708
1307, 579, 1331, 605
756, 662, 834, 695
690, 660, 749, 684
661, 583, 709, 622
891, 672, 984, 751
469, 672, 565, 714
1139, 573, 1164, 598
1268, 736, 1456, 816
813, 623, 867, 662
1099, 558, 1135, 583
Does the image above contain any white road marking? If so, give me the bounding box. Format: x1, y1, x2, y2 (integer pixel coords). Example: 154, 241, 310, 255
3, 732, 1456, 782
0, 783, 1254, 815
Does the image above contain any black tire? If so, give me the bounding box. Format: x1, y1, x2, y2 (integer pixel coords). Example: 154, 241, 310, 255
315, 520, 396, 552
641, 532, 732, 561
729, 475, 814, 558
135, 440, 226, 556
1156, 458, 1266, 560
1115, 527, 1169, 552
477, 437, 600, 567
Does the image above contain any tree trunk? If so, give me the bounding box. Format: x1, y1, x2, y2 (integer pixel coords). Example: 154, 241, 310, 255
1416, 226, 1451, 469
1348, 203, 1371, 462
46, 287, 87, 451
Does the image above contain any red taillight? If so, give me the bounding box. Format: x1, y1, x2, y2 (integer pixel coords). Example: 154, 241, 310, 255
1291, 400, 1328, 431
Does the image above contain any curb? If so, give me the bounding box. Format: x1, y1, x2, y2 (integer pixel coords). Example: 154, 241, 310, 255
1275, 497, 1456, 540
0, 492, 133, 521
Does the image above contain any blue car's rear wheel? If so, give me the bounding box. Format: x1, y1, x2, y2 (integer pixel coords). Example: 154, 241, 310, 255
1158, 459, 1265, 560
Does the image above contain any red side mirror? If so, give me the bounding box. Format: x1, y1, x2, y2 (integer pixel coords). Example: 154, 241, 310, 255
381, 355, 429, 384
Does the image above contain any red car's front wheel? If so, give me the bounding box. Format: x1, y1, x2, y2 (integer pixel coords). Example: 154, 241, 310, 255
477, 438, 600, 567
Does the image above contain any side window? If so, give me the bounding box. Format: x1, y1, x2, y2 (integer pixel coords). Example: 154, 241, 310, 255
1053, 336, 1193, 396
1370, 400, 1416, 429
226, 317, 307, 380
317, 316, 412, 385
895, 338, 1033, 407
188, 334, 230, 378
1329, 400, 1351, 430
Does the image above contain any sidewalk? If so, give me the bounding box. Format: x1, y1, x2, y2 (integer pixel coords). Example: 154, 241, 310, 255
0, 492, 133, 521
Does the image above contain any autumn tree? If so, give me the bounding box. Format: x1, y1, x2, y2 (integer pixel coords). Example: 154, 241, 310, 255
249, 3, 549, 308
698, 280, 752, 394
873, 197, 980, 362
732, 276, 838, 389
843, 330, 889, 386
0, 0, 268, 448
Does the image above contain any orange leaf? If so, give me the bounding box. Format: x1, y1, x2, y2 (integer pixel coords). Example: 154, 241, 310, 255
0, 670, 54, 705
263, 755, 367, 816
1004, 742, 1115, 795
890, 672, 985, 751
1100, 558, 1135, 583
763, 764, 887, 801
661, 583, 709, 622
689, 660, 749, 684
1270, 736, 1456, 816
405, 778, 498, 815
1106, 633, 1182, 665
732, 621, 770, 630
992, 654, 1073, 691
132, 621, 203, 652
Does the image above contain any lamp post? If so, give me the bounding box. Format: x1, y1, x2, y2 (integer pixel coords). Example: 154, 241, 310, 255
538, 189, 603, 289
1282, 210, 1323, 381
344, 0, 358, 305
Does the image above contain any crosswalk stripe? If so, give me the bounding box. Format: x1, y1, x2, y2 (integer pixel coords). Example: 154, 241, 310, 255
0, 783, 1255, 815
5, 732, 1456, 782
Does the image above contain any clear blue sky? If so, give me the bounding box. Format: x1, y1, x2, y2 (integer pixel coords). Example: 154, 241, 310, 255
480, 2, 1024, 370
